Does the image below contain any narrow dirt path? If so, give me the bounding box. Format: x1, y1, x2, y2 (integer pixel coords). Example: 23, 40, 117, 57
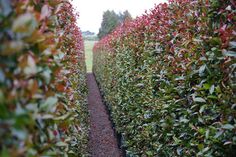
87, 73, 122, 157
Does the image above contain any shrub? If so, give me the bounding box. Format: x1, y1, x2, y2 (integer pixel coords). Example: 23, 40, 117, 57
93, 0, 236, 156
0, 0, 88, 156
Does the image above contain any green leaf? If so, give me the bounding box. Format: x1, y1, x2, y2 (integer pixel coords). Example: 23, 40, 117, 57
207, 95, 218, 99
205, 129, 210, 139
203, 83, 210, 90
136, 83, 144, 87
193, 97, 206, 103
214, 130, 224, 138
180, 117, 189, 123
40, 96, 58, 111
12, 13, 38, 36
198, 144, 204, 150
40, 67, 52, 84
223, 50, 236, 57
24, 55, 37, 75
209, 85, 215, 94
173, 136, 181, 144
229, 41, 236, 48
146, 151, 153, 156
222, 124, 234, 130
56, 141, 68, 147
199, 64, 206, 76
199, 105, 206, 114
202, 147, 210, 153
177, 147, 183, 155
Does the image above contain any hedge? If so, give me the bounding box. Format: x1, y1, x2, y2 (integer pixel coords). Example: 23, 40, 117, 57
93, 0, 236, 156
0, 0, 88, 156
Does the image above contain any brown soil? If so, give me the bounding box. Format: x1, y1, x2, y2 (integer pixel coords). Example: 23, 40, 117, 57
87, 73, 122, 157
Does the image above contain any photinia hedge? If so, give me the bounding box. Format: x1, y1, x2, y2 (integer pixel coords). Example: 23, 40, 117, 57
93, 0, 236, 156
0, 0, 88, 156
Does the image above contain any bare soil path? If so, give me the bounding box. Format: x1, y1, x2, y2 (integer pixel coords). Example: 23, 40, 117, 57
87, 73, 122, 157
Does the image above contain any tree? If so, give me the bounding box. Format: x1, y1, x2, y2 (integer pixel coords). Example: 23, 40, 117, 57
97, 10, 120, 39
119, 10, 132, 22
98, 10, 132, 39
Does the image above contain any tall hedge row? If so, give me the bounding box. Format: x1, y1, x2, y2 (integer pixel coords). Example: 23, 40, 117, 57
0, 0, 88, 156
93, 0, 236, 156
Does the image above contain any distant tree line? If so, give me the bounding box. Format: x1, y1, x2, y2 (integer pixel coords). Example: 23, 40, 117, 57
82, 31, 95, 36
98, 10, 132, 39
82, 31, 98, 41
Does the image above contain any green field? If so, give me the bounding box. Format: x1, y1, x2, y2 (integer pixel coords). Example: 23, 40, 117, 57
84, 40, 96, 72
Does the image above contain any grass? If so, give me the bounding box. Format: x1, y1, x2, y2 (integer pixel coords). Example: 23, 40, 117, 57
84, 40, 96, 72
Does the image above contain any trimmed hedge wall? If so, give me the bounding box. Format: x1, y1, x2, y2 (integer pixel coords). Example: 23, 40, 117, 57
0, 0, 88, 156
93, 0, 236, 156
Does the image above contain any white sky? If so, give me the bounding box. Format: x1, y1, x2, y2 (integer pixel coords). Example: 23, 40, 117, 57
71, 0, 167, 34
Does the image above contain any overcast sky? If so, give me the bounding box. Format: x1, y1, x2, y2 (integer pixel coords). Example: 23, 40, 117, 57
71, 0, 167, 34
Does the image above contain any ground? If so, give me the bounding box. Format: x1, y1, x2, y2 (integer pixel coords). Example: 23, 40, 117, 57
87, 73, 122, 157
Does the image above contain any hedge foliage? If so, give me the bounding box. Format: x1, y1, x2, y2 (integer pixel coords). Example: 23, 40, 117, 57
0, 0, 88, 156
93, 0, 236, 156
